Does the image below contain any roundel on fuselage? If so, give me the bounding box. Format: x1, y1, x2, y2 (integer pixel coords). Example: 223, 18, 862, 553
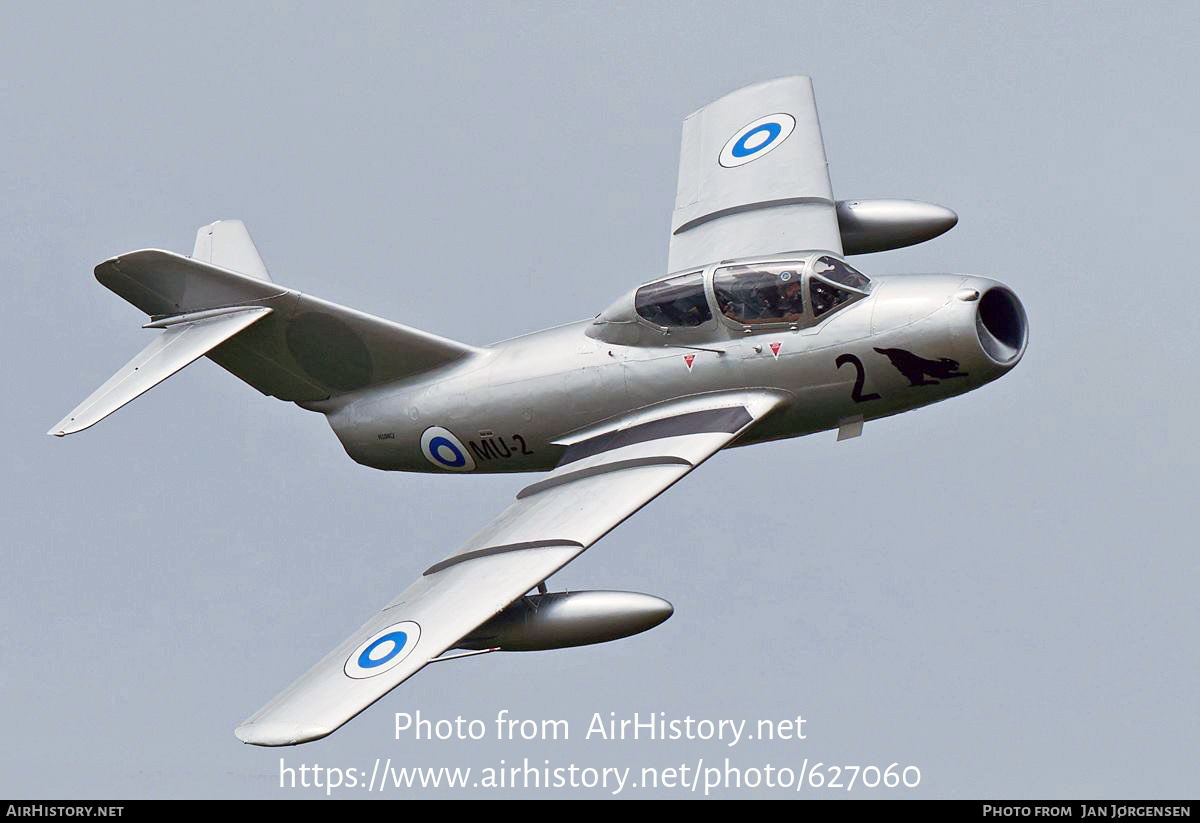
719, 113, 796, 168
420, 426, 476, 472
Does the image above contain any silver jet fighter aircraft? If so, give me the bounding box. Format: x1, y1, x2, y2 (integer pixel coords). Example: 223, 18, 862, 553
51, 77, 1027, 746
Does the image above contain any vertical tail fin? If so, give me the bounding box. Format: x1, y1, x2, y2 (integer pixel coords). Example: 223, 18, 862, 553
191, 220, 272, 282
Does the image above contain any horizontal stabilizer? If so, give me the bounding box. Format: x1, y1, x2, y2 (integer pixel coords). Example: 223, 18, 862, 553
48, 307, 272, 436
94, 250, 482, 402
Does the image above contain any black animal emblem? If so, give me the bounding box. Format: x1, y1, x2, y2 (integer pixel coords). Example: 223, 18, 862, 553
873, 347, 968, 387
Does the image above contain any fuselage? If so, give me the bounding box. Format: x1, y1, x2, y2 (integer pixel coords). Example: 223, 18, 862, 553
321, 268, 1027, 474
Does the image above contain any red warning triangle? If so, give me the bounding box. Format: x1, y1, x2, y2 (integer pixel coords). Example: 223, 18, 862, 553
769, 342, 782, 359
683, 354, 696, 371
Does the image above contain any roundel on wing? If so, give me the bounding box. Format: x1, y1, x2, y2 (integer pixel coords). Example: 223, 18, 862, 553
420, 426, 476, 472
344, 621, 422, 679
719, 113, 797, 168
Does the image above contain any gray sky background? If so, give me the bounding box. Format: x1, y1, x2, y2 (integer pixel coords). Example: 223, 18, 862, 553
2, 1, 1196, 799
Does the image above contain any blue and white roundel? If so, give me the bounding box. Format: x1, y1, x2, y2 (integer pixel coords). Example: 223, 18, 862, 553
344, 621, 422, 679
420, 426, 476, 472
719, 113, 797, 168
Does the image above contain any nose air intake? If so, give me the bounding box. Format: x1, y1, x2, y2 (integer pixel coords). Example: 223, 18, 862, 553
976, 287, 1027, 365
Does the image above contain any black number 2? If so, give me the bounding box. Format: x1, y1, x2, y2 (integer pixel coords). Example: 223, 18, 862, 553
836, 353, 881, 403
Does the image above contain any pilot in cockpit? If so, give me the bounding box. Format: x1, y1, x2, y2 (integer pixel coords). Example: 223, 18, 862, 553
780, 275, 805, 321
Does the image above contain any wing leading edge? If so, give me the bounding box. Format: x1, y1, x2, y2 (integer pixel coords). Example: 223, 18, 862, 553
235, 389, 787, 746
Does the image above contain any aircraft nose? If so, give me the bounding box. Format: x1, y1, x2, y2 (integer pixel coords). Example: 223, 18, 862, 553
965, 282, 1028, 367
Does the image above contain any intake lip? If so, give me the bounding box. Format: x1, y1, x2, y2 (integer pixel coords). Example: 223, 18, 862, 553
975, 286, 1028, 365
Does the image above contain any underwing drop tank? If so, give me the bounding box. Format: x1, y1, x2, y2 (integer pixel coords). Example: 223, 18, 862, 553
836, 199, 958, 254
458, 590, 674, 651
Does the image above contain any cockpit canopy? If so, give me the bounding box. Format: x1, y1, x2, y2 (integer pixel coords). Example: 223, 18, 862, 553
591, 253, 872, 346
641, 255, 869, 327
633, 271, 712, 328
713, 263, 807, 326
712, 256, 872, 327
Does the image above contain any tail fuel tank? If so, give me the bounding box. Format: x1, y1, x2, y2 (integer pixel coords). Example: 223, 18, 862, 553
458, 590, 674, 652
